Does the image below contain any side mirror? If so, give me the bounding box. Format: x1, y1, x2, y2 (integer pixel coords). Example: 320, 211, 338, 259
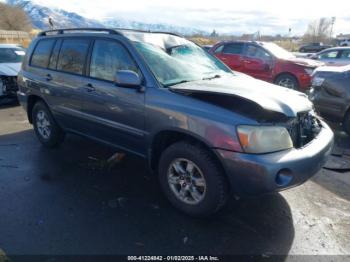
114, 70, 142, 87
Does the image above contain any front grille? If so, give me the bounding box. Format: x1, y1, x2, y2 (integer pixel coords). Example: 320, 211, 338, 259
286, 112, 322, 148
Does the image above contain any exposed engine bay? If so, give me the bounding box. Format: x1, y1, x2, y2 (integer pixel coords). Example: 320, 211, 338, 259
172, 90, 322, 149
0, 76, 18, 97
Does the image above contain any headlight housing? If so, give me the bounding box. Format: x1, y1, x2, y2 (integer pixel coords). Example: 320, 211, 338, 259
304, 68, 314, 75
237, 125, 293, 154
312, 76, 325, 86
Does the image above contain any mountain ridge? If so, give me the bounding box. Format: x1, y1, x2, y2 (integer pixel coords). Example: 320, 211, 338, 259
6, 0, 207, 35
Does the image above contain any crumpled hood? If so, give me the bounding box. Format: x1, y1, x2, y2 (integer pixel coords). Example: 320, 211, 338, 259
0, 63, 21, 76
284, 57, 324, 68
170, 74, 313, 117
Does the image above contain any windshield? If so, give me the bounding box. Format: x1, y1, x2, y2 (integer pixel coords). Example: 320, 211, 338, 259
0, 47, 25, 63
262, 43, 295, 60
133, 39, 232, 87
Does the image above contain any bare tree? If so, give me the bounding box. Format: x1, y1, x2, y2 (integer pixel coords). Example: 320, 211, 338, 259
0, 3, 32, 31
303, 18, 332, 43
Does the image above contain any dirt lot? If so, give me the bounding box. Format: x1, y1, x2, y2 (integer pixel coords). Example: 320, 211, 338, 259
0, 102, 349, 259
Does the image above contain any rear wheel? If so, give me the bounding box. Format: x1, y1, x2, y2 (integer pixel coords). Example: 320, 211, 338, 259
32, 101, 65, 147
158, 141, 229, 217
275, 74, 299, 90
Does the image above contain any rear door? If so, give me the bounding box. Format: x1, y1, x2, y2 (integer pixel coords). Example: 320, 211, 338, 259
214, 43, 244, 72
26, 38, 56, 97
79, 38, 146, 156
45, 38, 92, 131
241, 44, 274, 82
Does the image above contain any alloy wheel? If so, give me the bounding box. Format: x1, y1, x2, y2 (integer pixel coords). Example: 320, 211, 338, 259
36, 110, 51, 139
167, 158, 207, 205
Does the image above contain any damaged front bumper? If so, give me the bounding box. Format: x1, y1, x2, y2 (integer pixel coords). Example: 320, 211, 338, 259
216, 120, 334, 196
0, 76, 18, 98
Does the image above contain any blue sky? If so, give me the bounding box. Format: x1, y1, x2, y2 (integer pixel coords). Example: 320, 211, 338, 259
9, 0, 350, 35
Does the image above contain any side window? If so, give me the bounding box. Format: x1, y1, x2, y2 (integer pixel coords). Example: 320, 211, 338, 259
340, 50, 350, 59
48, 39, 62, 69
223, 43, 244, 55
57, 39, 90, 75
214, 45, 224, 54
319, 51, 338, 59
30, 39, 55, 68
244, 44, 272, 62
90, 40, 138, 82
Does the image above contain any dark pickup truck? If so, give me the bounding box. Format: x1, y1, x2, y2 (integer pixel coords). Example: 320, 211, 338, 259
299, 42, 332, 53
17, 28, 334, 217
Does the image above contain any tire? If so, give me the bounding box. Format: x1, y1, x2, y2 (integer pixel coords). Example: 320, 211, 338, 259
343, 112, 350, 136
158, 141, 229, 217
32, 101, 65, 147
274, 74, 299, 90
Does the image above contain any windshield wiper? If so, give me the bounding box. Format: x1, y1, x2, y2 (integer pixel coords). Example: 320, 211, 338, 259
164, 80, 192, 87
202, 74, 221, 80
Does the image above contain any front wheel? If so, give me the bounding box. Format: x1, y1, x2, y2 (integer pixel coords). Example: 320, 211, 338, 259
274, 74, 299, 90
158, 141, 229, 217
32, 101, 65, 147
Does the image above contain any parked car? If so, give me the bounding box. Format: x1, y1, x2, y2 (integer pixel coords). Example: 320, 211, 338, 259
339, 39, 350, 47
0, 44, 25, 98
18, 28, 333, 217
309, 64, 350, 135
209, 41, 324, 90
310, 47, 350, 66
299, 42, 332, 53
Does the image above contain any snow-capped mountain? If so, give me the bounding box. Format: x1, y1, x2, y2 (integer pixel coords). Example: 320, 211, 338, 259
6, 0, 206, 35
6, 0, 103, 29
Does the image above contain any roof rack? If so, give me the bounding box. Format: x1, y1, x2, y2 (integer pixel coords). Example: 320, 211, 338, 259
37, 28, 122, 37
112, 28, 183, 37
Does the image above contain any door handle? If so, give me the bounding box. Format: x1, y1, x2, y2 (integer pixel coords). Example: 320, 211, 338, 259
243, 60, 252, 64
84, 83, 95, 92
46, 74, 52, 81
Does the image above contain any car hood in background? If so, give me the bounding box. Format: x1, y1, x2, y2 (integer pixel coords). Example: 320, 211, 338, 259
284, 57, 325, 68
0, 63, 21, 76
170, 74, 312, 117
314, 64, 350, 73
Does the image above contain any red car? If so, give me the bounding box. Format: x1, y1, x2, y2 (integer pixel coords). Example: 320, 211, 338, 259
209, 41, 324, 90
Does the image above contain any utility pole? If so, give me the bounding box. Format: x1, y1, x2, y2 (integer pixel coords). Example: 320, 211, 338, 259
48, 17, 54, 30
330, 17, 336, 41
289, 28, 292, 51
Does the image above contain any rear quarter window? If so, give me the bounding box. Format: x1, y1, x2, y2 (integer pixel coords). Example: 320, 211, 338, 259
30, 39, 55, 68
57, 39, 90, 75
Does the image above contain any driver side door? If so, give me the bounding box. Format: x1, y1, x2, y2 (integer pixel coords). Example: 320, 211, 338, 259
241, 44, 274, 82
80, 39, 146, 156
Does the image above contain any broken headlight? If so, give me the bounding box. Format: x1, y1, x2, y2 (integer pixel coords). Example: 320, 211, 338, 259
237, 125, 293, 154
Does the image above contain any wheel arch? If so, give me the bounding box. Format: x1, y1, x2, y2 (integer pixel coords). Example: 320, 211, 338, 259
27, 95, 47, 124
149, 129, 227, 179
